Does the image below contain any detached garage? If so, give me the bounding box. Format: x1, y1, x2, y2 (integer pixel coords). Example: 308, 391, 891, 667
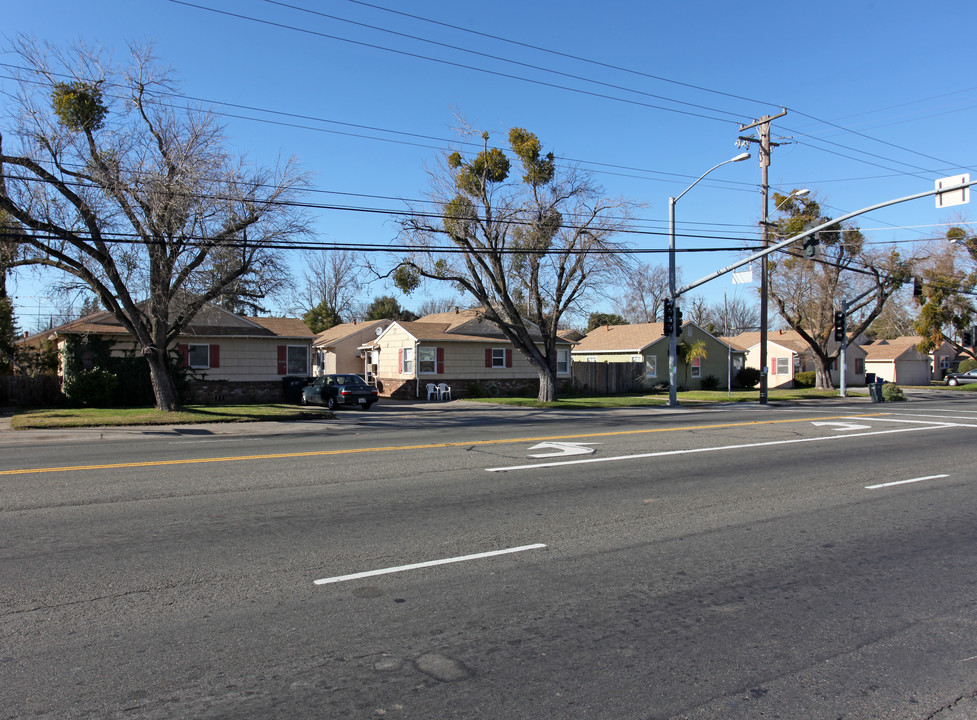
863, 339, 931, 385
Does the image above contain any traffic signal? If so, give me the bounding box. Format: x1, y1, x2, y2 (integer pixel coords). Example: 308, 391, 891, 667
963, 330, 973, 347
833, 310, 845, 342
662, 299, 673, 336
913, 278, 922, 297
803, 231, 819, 258
674, 304, 683, 335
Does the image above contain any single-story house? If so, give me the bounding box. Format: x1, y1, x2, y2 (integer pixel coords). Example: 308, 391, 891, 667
861, 337, 934, 385
312, 319, 391, 377
728, 329, 867, 388
365, 308, 574, 399
28, 302, 314, 403
572, 321, 741, 390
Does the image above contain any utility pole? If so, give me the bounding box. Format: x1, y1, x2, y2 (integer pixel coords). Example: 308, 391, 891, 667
738, 109, 786, 405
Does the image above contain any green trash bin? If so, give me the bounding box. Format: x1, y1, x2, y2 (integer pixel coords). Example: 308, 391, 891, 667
869, 381, 884, 403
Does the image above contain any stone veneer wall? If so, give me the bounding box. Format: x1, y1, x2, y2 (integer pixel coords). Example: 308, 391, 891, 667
183, 380, 285, 404
378, 376, 570, 400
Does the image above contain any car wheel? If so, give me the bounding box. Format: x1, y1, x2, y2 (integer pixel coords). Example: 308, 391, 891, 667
326, 396, 338, 410
948, 378, 959, 386
360, 402, 373, 411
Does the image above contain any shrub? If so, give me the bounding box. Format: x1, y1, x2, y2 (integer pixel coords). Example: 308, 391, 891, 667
735, 366, 762, 388
700, 374, 720, 391
881, 383, 905, 402
63, 367, 120, 407
466, 381, 485, 398
958, 358, 977, 373
794, 371, 816, 388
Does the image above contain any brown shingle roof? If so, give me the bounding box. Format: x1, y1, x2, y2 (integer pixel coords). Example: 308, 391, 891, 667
573, 323, 666, 353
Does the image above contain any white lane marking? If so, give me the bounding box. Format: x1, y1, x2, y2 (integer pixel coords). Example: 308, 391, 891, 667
883, 412, 977, 422
860, 416, 977, 427
486, 422, 958, 473
866, 474, 949, 490
811, 421, 872, 431
313, 543, 547, 585
529, 441, 600, 458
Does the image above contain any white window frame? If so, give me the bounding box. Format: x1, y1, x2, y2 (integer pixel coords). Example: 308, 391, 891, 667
775, 356, 789, 375
691, 356, 702, 378
418, 346, 437, 374
556, 348, 570, 374
286, 345, 309, 375
402, 347, 414, 375
491, 348, 506, 368
645, 355, 657, 378
187, 343, 211, 369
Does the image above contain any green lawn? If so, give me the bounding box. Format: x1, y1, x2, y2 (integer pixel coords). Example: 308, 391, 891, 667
10, 404, 331, 430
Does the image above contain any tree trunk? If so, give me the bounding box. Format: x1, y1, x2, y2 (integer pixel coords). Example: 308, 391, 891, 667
145, 348, 181, 412
536, 365, 557, 402
814, 355, 835, 390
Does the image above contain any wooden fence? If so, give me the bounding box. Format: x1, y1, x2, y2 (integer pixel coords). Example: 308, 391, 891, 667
571, 362, 647, 395
0, 375, 63, 407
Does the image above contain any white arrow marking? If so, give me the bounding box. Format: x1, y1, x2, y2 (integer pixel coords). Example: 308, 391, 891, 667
528, 441, 600, 458
811, 421, 872, 432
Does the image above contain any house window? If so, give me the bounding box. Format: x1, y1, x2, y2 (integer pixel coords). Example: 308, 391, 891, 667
187, 344, 211, 369
631, 355, 643, 363
855, 357, 864, 375
645, 355, 657, 378
401, 347, 414, 374
491, 348, 506, 368
287, 346, 308, 375
773, 357, 788, 375
418, 347, 436, 374
556, 348, 570, 374
691, 357, 702, 378
940, 356, 951, 370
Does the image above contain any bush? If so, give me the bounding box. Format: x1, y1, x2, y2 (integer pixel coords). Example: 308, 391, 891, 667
958, 358, 977, 373
881, 383, 905, 402
700, 374, 720, 391
63, 367, 120, 407
735, 366, 762, 388
794, 371, 816, 388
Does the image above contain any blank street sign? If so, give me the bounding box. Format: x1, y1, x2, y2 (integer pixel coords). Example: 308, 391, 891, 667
936, 174, 970, 208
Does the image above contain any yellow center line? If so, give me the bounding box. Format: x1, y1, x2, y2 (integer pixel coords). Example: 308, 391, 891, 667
0, 413, 887, 476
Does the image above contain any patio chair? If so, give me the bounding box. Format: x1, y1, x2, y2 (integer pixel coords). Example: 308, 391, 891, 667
437, 382, 452, 401
426, 383, 439, 401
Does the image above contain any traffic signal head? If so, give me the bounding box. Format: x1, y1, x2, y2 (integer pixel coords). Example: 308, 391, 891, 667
674, 304, 683, 335
913, 278, 922, 297
833, 310, 845, 342
963, 330, 973, 347
803, 232, 819, 258
662, 299, 673, 336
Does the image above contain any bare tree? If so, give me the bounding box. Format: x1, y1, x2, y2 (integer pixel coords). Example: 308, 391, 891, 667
700, 293, 760, 335
395, 127, 634, 401
0, 38, 309, 410
768, 192, 912, 388
291, 248, 363, 320
618, 262, 670, 323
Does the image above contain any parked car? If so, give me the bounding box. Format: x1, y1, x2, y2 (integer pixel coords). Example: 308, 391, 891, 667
944, 368, 977, 386
300, 374, 379, 410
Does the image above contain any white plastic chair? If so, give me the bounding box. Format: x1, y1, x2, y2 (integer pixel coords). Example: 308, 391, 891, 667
426, 383, 439, 401
438, 382, 452, 401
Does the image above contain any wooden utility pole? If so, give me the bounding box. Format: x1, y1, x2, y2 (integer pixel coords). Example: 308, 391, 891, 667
738, 109, 786, 405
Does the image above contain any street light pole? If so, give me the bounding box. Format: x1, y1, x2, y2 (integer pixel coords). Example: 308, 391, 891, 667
667, 152, 750, 407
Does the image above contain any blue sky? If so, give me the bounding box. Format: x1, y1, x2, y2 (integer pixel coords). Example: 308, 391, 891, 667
4, 0, 975, 328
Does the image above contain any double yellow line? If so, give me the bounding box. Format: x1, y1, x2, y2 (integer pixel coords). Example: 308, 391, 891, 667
0, 413, 885, 476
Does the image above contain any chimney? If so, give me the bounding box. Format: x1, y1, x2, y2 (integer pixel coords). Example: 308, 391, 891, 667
605, 324, 610, 331
454, 307, 459, 314
352, 318, 357, 325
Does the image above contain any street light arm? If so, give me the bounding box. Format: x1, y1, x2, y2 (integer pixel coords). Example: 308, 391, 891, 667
672, 153, 751, 205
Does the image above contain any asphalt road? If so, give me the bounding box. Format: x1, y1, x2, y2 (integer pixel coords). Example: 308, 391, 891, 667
3, 395, 977, 719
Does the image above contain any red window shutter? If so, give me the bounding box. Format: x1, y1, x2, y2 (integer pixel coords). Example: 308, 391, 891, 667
485, 348, 492, 368
277, 345, 287, 374
209, 344, 220, 369
178, 344, 189, 367
770, 359, 777, 375
398, 347, 404, 374
436, 347, 444, 374
505, 349, 513, 368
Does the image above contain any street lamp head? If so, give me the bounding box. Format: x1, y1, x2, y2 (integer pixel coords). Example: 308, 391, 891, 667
791, 188, 810, 199
731, 152, 751, 163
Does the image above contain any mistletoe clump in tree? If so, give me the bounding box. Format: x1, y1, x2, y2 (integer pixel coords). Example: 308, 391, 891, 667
395, 126, 633, 402
0, 38, 309, 410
